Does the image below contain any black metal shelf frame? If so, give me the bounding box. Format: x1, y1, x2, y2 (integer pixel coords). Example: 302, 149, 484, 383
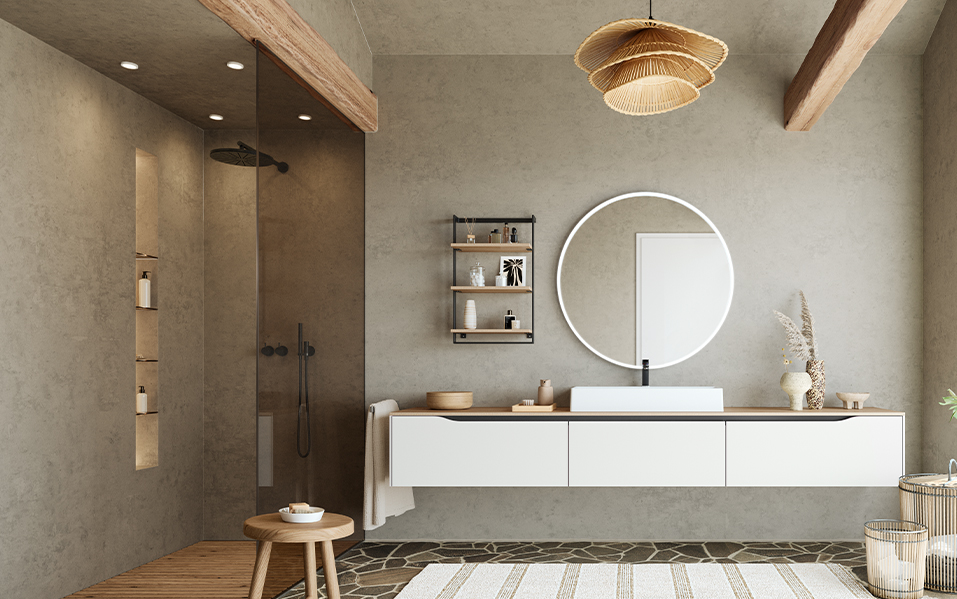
452, 215, 536, 344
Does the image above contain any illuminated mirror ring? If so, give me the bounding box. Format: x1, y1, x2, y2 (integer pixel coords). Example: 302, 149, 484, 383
556, 191, 734, 370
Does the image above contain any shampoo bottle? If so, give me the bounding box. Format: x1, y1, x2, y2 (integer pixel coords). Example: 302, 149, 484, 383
136, 386, 148, 414
537, 379, 554, 406
137, 271, 151, 308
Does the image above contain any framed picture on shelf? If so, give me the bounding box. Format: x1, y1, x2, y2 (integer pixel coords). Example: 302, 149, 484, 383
500, 256, 526, 286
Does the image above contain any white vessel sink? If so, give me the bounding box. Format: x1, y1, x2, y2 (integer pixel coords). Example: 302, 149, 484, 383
570, 386, 724, 412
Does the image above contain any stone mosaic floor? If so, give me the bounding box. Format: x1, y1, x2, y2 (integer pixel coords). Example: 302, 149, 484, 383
276, 541, 874, 599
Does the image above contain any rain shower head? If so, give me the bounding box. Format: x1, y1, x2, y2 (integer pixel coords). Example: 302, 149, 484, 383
209, 141, 289, 173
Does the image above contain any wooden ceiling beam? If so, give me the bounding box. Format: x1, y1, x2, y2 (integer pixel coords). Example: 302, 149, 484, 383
784, 0, 908, 131
196, 0, 377, 132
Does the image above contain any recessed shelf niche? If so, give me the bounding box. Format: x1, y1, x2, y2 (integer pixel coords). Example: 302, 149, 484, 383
135, 148, 159, 470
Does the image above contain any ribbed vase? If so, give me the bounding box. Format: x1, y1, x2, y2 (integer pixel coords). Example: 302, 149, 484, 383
806, 360, 825, 409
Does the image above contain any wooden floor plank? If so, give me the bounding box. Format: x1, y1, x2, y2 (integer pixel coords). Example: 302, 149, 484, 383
65, 540, 358, 599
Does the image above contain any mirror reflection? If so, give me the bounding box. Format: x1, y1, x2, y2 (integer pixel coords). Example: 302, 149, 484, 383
558, 192, 733, 369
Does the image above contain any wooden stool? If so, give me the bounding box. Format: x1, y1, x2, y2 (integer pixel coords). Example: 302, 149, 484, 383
243, 513, 354, 599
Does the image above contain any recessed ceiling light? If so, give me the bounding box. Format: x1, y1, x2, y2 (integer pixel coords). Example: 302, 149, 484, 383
120, 61, 139, 70
226, 61, 244, 70
298, 114, 312, 121
209, 114, 224, 121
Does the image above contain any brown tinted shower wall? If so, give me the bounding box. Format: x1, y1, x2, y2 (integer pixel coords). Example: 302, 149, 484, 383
256, 51, 365, 537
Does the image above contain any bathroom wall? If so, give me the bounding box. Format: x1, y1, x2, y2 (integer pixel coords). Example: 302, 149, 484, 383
0, 17, 204, 598
287, 0, 373, 89
923, 0, 957, 473
365, 53, 922, 540
203, 129, 258, 540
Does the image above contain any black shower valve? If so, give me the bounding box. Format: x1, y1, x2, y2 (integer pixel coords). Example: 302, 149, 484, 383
275, 343, 288, 356
261, 343, 274, 356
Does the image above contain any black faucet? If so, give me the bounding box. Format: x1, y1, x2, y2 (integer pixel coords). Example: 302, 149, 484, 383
642, 359, 649, 386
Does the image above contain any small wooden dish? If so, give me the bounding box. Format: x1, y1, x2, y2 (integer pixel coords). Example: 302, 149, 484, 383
426, 391, 473, 410
511, 402, 557, 412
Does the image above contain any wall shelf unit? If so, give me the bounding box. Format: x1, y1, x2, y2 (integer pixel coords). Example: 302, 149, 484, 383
451, 216, 535, 344
135, 148, 159, 471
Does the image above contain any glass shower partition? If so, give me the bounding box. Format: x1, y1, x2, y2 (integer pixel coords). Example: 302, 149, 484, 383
255, 46, 365, 540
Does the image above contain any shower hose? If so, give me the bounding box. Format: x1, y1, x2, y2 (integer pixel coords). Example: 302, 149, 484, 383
297, 323, 312, 458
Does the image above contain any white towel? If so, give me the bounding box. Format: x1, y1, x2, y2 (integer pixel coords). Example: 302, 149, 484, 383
363, 399, 415, 530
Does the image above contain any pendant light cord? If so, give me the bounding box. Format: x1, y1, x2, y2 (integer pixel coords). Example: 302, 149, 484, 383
648, 0, 653, 19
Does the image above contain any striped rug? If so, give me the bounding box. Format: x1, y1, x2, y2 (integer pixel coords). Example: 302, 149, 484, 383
394, 563, 875, 599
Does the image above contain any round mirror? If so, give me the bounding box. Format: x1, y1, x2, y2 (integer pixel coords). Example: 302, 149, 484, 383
557, 192, 733, 369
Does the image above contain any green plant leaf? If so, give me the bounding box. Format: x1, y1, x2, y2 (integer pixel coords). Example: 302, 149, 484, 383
940, 389, 957, 421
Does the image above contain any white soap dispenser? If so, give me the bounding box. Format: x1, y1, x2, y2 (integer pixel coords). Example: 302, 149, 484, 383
136, 386, 148, 414
137, 271, 151, 308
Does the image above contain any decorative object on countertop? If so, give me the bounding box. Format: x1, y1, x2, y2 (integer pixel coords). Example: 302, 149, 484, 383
537, 379, 554, 406
512, 401, 558, 412
780, 349, 811, 411
864, 519, 927, 599
465, 217, 476, 244
510, 227, 518, 243
136, 386, 148, 414
469, 262, 485, 287
520, 399, 534, 406
504, 309, 516, 329
774, 290, 824, 408
137, 270, 151, 307
463, 300, 477, 330
900, 469, 957, 593
513, 319, 520, 329
503, 223, 510, 242
940, 389, 957, 421
426, 391, 473, 410
573, 0, 728, 117
501, 255, 526, 286
289, 502, 311, 513
837, 392, 870, 410
489, 229, 502, 243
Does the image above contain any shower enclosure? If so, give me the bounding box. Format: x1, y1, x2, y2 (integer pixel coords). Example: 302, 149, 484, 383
203, 42, 364, 540
254, 47, 365, 535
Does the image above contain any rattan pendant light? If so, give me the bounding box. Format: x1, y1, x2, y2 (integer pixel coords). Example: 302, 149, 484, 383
574, 3, 728, 116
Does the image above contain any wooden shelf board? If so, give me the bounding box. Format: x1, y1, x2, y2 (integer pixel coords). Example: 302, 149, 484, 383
451, 329, 533, 334
136, 306, 158, 311
451, 243, 532, 252
451, 286, 532, 293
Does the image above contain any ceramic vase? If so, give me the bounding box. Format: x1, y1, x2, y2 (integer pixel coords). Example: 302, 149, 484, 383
805, 360, 825, 409
463, 299, 477, 330
781, 371, 813, 411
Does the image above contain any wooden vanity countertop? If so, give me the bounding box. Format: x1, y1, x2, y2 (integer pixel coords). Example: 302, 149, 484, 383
392, 406, 905, 417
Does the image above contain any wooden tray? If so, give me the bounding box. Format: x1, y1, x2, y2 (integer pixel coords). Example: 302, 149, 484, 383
511, 402, 557, 412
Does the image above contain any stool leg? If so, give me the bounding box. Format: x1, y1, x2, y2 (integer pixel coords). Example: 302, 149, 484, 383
249, 540, 272, 599
303, 541, 318, 599
320, 540, 341, 599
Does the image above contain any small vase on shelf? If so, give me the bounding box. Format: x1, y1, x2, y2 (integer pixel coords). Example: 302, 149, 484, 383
805, 360, 825, 409
781, 372, 812, 411
463, 299, 477, 330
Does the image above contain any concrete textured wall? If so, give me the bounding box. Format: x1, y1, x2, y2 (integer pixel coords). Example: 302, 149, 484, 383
203, 129, 258, 540
288, 0, 373, 90
923, 0, 957, 473
366, 54, 923, 540
0, 17, 205, 597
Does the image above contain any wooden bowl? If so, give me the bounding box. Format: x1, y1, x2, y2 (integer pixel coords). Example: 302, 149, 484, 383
426, 391, 473, 410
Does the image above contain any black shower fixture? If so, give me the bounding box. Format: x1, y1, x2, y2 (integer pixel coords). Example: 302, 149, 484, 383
209, 141, 289, 173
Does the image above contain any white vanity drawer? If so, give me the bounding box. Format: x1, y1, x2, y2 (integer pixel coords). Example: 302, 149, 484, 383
390, 416, 568, 487
568, 421, 725, 486
726, 416, 904, 487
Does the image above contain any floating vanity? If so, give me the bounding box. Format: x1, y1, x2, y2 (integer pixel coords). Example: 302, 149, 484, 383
390, 407, 904, 488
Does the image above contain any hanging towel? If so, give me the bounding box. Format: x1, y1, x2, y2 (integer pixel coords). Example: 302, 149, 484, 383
363, 399, 415, 530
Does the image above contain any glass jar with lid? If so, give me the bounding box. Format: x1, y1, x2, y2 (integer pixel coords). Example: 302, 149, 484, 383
469, 262, 486, 287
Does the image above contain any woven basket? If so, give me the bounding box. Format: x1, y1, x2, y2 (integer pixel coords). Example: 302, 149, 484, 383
900, 472, 957, 592
589, 51, 714, 93
575, 19, 728, 74
864, 519, 927, 599
588, 29, 716, 92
